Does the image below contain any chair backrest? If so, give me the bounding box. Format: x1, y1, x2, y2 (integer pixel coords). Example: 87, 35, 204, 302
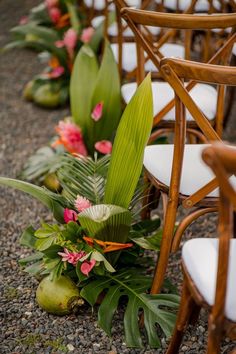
158, 57, 236, 207
120, 9, 236, 129
202, 142, 236, 324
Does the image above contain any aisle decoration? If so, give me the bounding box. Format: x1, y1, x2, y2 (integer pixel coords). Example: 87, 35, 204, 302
21, 40, 121, 184
0, 75, 179, 348
4, 0, 111, 107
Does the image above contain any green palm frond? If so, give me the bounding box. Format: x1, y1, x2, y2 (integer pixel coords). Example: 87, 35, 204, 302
57, 154, 110, 205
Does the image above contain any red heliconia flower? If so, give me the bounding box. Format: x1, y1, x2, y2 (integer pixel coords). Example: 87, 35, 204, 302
80, 27, 95, 43
95, 140, 112, 155
91, 102, 103, 122
80, 259, 96, 276
63, 208, 78, 223
52, 119, 88, 155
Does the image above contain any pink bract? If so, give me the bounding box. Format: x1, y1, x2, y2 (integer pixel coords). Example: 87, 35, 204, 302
48, 7, 61, 24
58, 248, 86, 266
74, 196, 92, 213
81, 27, 95, 43
54, 120, 88, 155
91, 102, 103, 122
63, 208, 78, 223
63, 28, 77, 58
80, 259, 96, 276
95, 140, 112, 155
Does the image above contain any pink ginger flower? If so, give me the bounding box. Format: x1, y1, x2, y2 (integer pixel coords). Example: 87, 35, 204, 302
80, 27, 95, 43
48, 7, 61, 24
58, 248, 86, 266
74, 196, 92, 213
91, 102, 103, 122
49, 66, 65, 78
80, 259, 96, 276
53, 120, 88, 155
55, 28, 77, 59
95, 140, 112, 155
45, 0, 59, 9
63, 208, 78, 223
19, 16, 28, 25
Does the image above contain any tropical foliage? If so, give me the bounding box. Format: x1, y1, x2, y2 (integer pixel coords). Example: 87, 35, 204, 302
4, 0, 110, 107
0, 75, 179, 348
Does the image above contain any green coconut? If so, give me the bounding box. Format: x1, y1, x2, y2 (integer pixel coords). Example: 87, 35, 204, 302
33, 84, 61, 108
23, 80, 35, 101
43, 172, 61, 192
36, 275, 84, 315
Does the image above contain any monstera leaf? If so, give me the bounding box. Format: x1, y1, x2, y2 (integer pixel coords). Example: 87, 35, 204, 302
81, 269, 179, 348
0, 177, 66, 223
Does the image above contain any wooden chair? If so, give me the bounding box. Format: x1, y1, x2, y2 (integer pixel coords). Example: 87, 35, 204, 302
166, 142, 236, 354
120, 9, 236, 138
155, 0, 226, 13
143, 56, 236, 294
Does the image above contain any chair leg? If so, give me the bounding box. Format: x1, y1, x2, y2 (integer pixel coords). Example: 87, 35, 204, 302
166, 278, 195, 354
151, 199, 178, 294
206, 316, 222, 354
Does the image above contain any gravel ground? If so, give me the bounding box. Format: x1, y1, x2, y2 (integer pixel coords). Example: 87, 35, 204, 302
0, 1, 236, 353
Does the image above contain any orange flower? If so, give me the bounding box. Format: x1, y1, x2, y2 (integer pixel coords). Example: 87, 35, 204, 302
83, 236, 133, 253
55, 13, 70, 29
49, 56, 61, 69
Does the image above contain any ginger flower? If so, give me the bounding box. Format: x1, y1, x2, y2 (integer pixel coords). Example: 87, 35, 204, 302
81, 27, 95, 43
95, 140, 112, 155
58, 248, 86, 266
55, 28, 78, 60
52, 119, 88, 155
63, 208, 78, 223
48, 7, 61, 24
74, 196, 92, 213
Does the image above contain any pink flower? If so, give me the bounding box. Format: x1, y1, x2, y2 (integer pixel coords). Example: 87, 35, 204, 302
63, 208, 78, 223
49, 66, 65, 78
80, 27, 95, 43
58, 248, 86, 266
48, 7, 61, 24
91, 102, 103, 122
74, 196, 92, 213
45, 0, 59, 9
95, 140, 112, 154
80, 259, 96, 276
53, 120, 88, 155
55, 28, 77, 59
19, 16, 28, 25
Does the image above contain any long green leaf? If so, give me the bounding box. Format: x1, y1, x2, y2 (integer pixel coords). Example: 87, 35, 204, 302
87, 40, 121, 151
104, 74, 153, 208
70, 45, 98, 137
0, 177, 66, 223
81, 269, 179, 348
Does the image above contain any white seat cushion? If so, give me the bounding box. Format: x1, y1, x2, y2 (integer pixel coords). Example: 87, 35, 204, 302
111, 42, 185, 72
85, 0, 141, 10
182, 238, 236, 322
108, 21, 161, 37
233, 43, 236, 57
156, 0, 221, 11
143, 144, 236, 197
122, 81, 217, 121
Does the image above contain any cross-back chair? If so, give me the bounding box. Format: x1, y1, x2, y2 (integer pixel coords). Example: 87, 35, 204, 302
120, 9, 236, 138
143, 56, 236, 295
166, 142, 236, 354
156, 0, 226, 13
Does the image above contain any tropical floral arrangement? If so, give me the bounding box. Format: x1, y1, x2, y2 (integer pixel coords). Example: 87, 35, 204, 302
0, 75, 179, 348
20, 40, 121, 187
5, 0, 110, 107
